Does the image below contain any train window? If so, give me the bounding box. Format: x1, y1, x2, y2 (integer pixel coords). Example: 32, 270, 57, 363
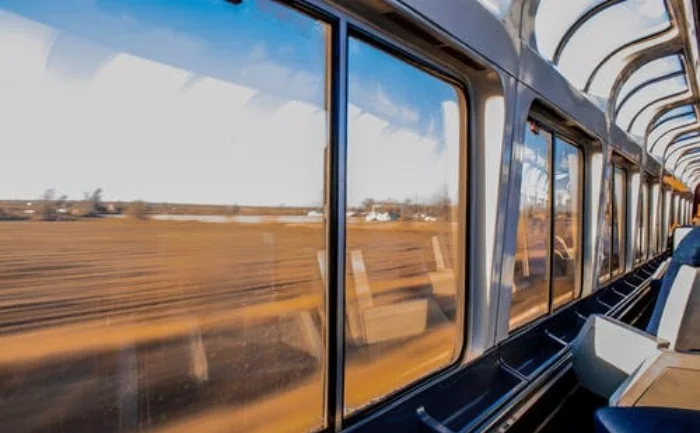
344, 38, 463, 413
660, 189, 667, 249
511, 125, 551, 329
552, 137, 582, 309
0, 1, 328, 433
634, 180, 646, 265
643, 188, 649, 258
612, 167, 627, 276
599, 175, 613, 281
598, 164, 627, 281
510, 122, 583, 330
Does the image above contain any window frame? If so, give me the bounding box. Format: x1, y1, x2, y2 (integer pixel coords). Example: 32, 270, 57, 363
598, 158, 628, 283
342, 29, 470, 416
611, 164, 628, 278
509, 115, 585, 332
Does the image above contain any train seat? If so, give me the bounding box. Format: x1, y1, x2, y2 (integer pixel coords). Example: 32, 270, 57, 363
673, 226, 695, 252
593, 407, 700, 433
571, 228, 700, 399
646, 227, 700, 342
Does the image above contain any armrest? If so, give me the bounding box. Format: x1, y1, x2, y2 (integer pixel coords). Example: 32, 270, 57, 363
571, 315, 662, 399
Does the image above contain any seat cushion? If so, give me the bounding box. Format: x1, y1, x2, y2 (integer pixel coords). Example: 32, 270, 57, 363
647, 228, 700, 336
595, 407, 700, 433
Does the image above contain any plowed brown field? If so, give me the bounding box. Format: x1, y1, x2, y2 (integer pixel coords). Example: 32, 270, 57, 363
0, 218, 458, 433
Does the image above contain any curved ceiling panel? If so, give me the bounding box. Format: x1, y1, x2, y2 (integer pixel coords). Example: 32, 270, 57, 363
615, 55, 684, 108
657, 130, 700, 159
533, 0, 700, 189
653, 104, 695, 125
675, 150, 700, 172
666, 140, 700, 166
615, 74, 687, 131
648, 112, 696, 148
554, 0, 670, 89
535, 0, 604, 60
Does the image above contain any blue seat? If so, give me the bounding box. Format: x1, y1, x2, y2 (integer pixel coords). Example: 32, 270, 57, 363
646, 227, 700, 336
595, 407, 700, 433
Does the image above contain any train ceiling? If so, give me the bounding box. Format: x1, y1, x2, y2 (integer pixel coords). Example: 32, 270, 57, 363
479, 0, 700, 192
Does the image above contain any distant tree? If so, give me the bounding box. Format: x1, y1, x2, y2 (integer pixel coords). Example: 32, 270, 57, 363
229, 204, 241, 215
402, 198, 413, 219
40, 189, 57, 220
361, 198, 375, 212
90, 188, 106, 213
127, 200, 150, 220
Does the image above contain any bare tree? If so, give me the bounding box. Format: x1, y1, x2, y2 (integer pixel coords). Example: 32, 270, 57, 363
40, 189, 57, 220
127, 200, 150, 220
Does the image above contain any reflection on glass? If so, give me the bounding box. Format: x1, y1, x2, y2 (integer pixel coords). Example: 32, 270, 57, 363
664, 190, 672, 244
612, 167, 627, 276
552, 138, 582, 309
640, 182, 650, 260
649, 185, 658, 256
345, 38, 462, 414
0, 1, 328, 432
635, 182, 649, 263
510, 126, 551, 330
660, 190, 667, 250
644, 183, 651, 258
599, 175, 612, 281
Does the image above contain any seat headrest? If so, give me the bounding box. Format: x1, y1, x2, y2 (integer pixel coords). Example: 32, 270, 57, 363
673, 227, 700, 266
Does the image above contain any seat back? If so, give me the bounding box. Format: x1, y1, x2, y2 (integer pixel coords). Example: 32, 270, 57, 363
656, 265, 700, 350
673, 226, 694, 252
571, 315, 660, 398
646, 227, 700, 338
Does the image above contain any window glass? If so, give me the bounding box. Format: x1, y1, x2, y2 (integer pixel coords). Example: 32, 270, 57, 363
660, 190, 668, 249
552, 138, 582, 309
643, 182, 650, 259
648, 183, 657, 256
598, 175, 612, 281
672, 194, 679, 227
612, 167, 627, 276
345, 38, 463, 413
635, 180, 648, 264
510, 126, 551, 329
0, 1, 328, 432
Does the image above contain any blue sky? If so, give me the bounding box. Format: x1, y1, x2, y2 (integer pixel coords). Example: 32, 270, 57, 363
0, 0, 460, 206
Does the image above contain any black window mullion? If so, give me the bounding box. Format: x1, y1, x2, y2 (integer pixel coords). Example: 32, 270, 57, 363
326, 18, 348, 432
547, 132, 555, 314
612, 167, 618, 279
608, 168, 614, 280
